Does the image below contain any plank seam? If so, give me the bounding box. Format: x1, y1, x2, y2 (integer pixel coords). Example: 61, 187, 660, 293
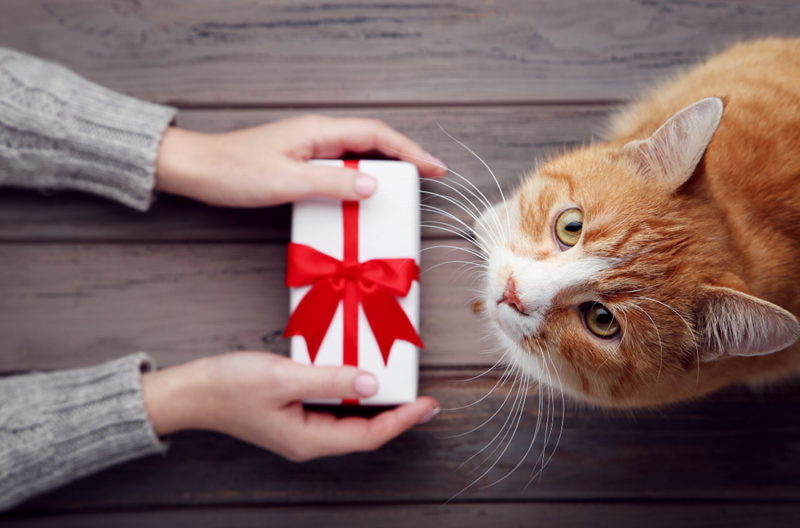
167, 99, 626, 111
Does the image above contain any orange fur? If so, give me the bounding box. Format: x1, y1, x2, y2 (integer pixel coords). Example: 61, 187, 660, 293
479, 38, 800, 408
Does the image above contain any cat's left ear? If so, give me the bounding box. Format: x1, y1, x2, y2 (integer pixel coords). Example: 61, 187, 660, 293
621, 97, 723, 190
696, 286, 800, 362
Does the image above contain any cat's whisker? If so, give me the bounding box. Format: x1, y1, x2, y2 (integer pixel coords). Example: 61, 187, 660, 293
420, 256, 486, 274
531, 353, 547, 477
419, 187, 486, 229
441, 371, 517, 440
481, 356, 551, 489
419, 221, 486, 250
423, 218, 493, 262
435, 174, 506, 244
418, 243, 487, 262
451, 368, 521, 468
434, 173, 501, 228
430, 263, 487, 287
469, 368, 528, 481
420, 207, 498, 258
628, 302, 665, 383
432, 161, 505, 229
478, 374, 533, 490
450, 265, 490, 284
405, 143, 506, 245
381, 145, 503, 241
524, 350, 566, 489
419, 219, 479, 242
421, 261, 487, 275
435, 123, 511, 236
534, 348, 554, 470
420, 184, 486, 232
448, 349, 513, 386
419, 200, 497, 252
419, 179, 489, 227
637, 295, 701, 384
421, 262, 486, 287
540, 350, 566, 474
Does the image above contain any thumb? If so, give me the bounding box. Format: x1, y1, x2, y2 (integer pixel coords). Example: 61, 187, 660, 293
283, 362, 379, 401
294, 164, 378, 201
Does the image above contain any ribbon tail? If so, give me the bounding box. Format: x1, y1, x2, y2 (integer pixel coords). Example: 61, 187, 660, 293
283, 280, 342, 363
361, 288, 424, 366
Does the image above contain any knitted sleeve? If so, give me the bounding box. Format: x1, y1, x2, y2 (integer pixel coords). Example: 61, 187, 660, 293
0, 353, 168, 511
0, 47, 177, 211
0, 50, 178, 511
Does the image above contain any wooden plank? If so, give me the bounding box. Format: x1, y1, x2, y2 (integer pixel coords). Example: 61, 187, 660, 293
0, 1, 797, 105
6, 370, 800, 511
0, 240, 486, 370
0, 104, 615, 242
4, 501, 800, 528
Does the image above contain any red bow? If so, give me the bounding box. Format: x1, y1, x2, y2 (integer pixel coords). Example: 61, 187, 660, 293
283, 205, 424, 366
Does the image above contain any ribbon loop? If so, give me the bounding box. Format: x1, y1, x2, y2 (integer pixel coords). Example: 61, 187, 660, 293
283, 241, 424, 365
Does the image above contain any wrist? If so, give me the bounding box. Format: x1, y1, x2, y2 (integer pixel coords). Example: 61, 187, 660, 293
141, 358, 211, 436
155, 127, 216, 202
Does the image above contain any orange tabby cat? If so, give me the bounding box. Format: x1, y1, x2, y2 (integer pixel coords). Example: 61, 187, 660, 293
475, 38, 800, 408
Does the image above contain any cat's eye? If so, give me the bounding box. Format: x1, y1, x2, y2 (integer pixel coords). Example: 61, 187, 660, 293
584, 303, 620, 338
555, 208, 583, 248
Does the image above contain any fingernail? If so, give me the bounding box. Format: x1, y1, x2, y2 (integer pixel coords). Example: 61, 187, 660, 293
354, 373, 379, 397
426, 152, 448, 171
354, 174, 378, 197
418, 405, 441, 424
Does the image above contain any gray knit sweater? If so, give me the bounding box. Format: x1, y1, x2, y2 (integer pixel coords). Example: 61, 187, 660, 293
0, 47, 176, 511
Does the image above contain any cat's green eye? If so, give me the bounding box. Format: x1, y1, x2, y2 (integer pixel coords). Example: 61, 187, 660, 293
585, 303, 620, 338
555, 208, 583, 248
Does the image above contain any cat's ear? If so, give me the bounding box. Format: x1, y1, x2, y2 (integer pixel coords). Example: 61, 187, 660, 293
696, 286, 800, 362
621, 97, 723, 189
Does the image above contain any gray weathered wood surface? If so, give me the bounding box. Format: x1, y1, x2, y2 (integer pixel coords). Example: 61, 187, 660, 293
8, 371, 800, 511
1, 1, 798, 105
4, 502, 800, 528
2, 1, 800, 526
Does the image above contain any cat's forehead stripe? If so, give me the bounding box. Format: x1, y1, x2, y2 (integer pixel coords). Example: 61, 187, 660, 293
518, 172, 575, 237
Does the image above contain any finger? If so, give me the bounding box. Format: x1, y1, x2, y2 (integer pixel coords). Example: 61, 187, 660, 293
301, 396, 441, 458
289, 163, 379, 201
317, 118, 448, 179
280, 360, 380, 401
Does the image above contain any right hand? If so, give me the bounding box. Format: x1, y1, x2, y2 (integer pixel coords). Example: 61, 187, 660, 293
155, 115, 447, 208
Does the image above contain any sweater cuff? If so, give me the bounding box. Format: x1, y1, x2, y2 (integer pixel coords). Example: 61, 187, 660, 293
0, 48, 177, 211
0, 353, 167, 512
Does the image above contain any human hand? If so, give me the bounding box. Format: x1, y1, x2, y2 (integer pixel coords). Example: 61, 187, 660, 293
155, 115, 447, 207
141, 352, 440, 461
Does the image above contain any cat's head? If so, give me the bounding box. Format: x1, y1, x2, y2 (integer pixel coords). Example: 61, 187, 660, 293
475, 98, 800, 408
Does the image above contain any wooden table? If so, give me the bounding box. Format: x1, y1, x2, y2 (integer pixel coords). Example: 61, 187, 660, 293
1, 2, 800, 526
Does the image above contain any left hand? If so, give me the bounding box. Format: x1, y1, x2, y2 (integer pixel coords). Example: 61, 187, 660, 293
155, 114, 447, 207
141, 352, 440, 461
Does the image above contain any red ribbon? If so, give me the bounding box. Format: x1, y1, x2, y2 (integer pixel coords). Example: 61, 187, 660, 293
283, 160, 424, 372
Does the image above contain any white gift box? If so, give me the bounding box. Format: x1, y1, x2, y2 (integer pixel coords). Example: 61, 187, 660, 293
286, 159, 421, 405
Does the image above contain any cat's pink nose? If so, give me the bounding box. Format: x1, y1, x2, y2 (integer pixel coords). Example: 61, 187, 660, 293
499, 277, 526, 314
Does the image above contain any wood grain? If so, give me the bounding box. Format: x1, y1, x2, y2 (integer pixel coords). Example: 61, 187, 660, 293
5, 370, 800, 512
2, 2, 798, 522
0, 240, 488, 370
0, 1, 797, 105
0, 104, 615, 242
4, 502, 800, 528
